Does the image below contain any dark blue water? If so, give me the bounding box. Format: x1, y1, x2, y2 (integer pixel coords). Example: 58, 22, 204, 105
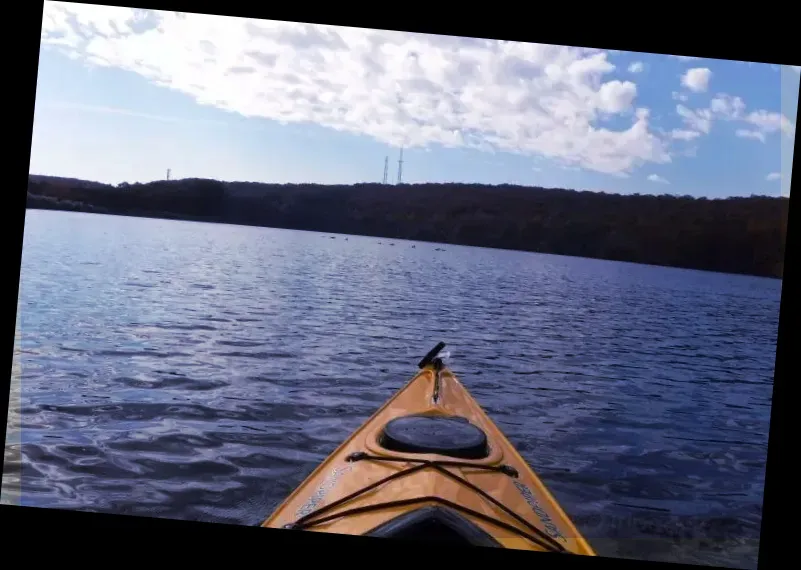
5, 209, 780, 568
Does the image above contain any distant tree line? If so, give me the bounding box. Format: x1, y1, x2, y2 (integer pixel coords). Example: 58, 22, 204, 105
26, 174, 788, 278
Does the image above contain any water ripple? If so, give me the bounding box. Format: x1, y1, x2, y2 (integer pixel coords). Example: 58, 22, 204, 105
9, 210, 780, 570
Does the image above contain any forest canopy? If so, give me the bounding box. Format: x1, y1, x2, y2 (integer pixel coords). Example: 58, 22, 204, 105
26, 174, 788, 278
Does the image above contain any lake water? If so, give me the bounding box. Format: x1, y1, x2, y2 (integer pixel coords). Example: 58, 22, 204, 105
4, 209, 781, 568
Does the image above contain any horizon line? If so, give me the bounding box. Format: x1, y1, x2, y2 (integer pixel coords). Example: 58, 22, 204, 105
28, 171, 790, 201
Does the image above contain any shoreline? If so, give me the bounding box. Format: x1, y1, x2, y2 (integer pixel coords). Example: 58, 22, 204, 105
25, 175, 789, 280
25, 204, 783, 281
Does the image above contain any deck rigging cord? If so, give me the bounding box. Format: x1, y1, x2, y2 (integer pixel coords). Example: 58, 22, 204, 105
273, 452, 567, 553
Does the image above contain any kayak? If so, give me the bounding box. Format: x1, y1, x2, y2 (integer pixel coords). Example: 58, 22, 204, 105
260, 342, 596, 555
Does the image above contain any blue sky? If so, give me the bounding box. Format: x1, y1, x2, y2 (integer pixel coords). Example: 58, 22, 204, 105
32, 2, 797, 198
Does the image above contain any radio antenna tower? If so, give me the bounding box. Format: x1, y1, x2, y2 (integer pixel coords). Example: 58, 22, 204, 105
166, 168, 171, 181
396, 146, 404, 185
382, 156, 389, 184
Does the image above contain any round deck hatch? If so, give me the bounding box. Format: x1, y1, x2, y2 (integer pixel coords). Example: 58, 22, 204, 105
378, 414, 489, 460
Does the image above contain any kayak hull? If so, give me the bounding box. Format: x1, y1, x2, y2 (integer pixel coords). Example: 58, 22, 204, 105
261, 359, 595, 556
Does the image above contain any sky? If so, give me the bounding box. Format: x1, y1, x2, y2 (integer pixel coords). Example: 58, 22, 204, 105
30, 2, 799, 198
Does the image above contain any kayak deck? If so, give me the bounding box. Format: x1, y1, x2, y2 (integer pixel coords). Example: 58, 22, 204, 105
261, 346, 595, 555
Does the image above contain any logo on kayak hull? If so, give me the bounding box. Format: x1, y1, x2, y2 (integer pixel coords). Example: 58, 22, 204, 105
512, 480, 567, 543
296, 464, 354, 519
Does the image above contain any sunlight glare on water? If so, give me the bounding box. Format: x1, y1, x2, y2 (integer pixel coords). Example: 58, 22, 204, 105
11, 209, 780, 570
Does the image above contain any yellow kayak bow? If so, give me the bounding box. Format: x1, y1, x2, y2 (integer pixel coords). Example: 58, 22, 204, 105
261, 342, 596, 555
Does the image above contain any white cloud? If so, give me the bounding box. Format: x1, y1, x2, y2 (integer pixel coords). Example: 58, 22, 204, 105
674, 91, 793, 144
628, 61, 644, 73
671, 129, 701, 141
728, 110, 795, 143
766, 172, 781, 181
744, 110, 795, 136
671, 91, 688, 102
38, 1, 672, 176
736, 129, 766, 142
647, 174, 669, 184
681, 67, 712, 92
597, 80, 638, 113
709, 93, 745, 120
670, 55, 700, 62
676, 104, 712, 134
